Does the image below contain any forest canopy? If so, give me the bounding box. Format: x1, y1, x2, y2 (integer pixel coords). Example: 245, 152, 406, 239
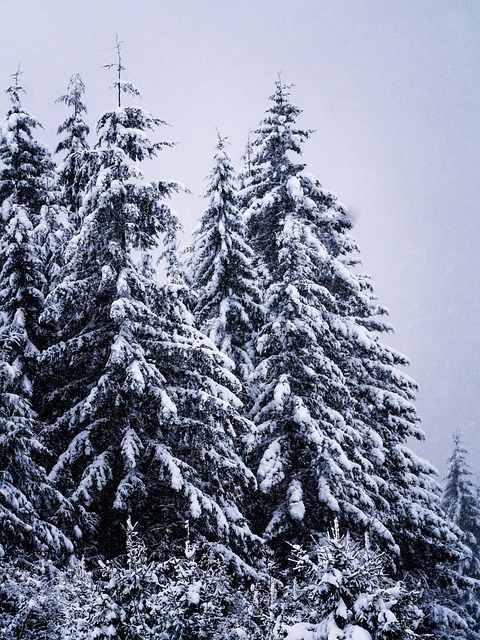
0, 55, 479, 639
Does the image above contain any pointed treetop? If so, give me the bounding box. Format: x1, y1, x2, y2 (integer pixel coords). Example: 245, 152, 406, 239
248, 77, 313, 182
11, 63, 23, 87
6, 64, 25, 109
447, 430, 469, 470
113, 34, 125, 108
215, 128, 228, 150
55, 73, 87, 115
103, 35, 140, 107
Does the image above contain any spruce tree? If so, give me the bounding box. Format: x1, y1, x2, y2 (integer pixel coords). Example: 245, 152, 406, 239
297, 176, 478, 638
0, 71, 73, 558
187, 133, 261, 398
39, 46, 259, 566
242, 79, 382, 549
442, 433, 480, 630
55, 73, 91, 229
242, 78, 475, 638
442, 433, 480, 566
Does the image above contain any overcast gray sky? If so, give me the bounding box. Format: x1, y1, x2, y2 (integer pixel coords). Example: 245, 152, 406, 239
1, 0, 479, 478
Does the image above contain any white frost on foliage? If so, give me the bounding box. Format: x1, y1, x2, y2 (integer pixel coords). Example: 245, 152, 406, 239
102, 265, 117, 291
294, 401, 314, 427
187, 580, 202, 605
116, 268, 131, 296
321, 567, 342, 587
158, 388, 177, 416
188, 487, 202, 518
257, 439, 284, 492
126, 360, 145, 393
109, 334, 129, 362
71, 451, 112, 505
284, 623, 320, 640
120, 428, 143, 470
285, 618, 372, 640
318, 476, 340, 512
273, 374, 291, 408
288, 479, 305, 520
154, 445, 184, 490
48, 430, 92, 482
345, 626, 372, 640
287, 176, 303, 201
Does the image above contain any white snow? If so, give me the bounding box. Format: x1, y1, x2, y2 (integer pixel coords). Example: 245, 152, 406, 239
288, 479, 306, 520
273, 375, 291, 407
187, 580, 202, 605
257, 439, 284, 492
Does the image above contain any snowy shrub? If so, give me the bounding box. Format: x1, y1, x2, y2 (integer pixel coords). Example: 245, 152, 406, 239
0, 557, 66, 640
280, 521, 423, 640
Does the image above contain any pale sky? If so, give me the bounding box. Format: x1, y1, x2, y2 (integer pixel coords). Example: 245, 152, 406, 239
1, 0, 479, 477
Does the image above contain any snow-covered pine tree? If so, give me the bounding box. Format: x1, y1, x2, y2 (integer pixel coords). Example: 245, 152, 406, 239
441, 433, 480, 629
281, 521, 423, 640
0, 67, 71, 301
285, 174, 467, 577
295, 176, 480, 638
0, 71, 74, 559
242, 79, 476, 638
442, 433, 480, 569
187, 133, 261, 399
39, 45, 260, 567
0, 69, 57, 225
55, 73, 91, 229
241, 79, 383, 550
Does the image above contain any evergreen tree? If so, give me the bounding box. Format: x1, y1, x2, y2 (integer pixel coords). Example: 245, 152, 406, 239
187, 133, 261, 397
298, 180, 478, 637
55, 73, 91, 229
281, 522, 423, 640
39, 46, 259, 567
241, 79, 383, 549
242, 79, 475, 638
441, 433, 480, 630
442, 433, 480, 567
0, 69, 57, 224
0, 67, 71, 300
0, 71, 73, 558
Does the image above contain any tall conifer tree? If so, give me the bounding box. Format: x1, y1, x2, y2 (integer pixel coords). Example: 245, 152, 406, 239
55, 73, 91, 229
39, 45, 259, 566
0, 71, 73, 558
242, 79, 475, 638
187, 133, 261, 397
241, 80, 382, 548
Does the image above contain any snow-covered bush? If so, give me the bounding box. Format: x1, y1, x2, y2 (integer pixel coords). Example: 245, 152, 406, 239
280, 521, 423, 640
0, 557, 67, 639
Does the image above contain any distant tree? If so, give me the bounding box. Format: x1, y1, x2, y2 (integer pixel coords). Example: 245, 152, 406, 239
187, 133, 261, 400
441, 433, 480, 632
442, 433, 480, 567
55, 73, 91, 229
